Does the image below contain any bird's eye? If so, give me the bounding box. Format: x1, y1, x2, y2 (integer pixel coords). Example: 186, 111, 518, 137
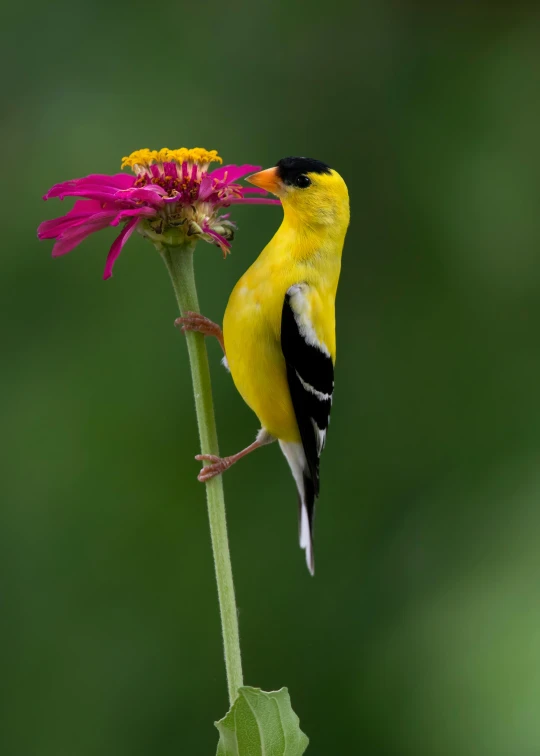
295, 174, 312, 188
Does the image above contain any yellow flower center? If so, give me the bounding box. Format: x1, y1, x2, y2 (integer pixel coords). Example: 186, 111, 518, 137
121, 147, 222, 171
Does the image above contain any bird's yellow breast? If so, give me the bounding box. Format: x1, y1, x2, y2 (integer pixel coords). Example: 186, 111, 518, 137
223, 220, 342, 441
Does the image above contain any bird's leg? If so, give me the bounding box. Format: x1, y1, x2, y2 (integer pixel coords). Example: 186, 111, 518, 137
196, 429, 274, 483
175, 311, 225, 354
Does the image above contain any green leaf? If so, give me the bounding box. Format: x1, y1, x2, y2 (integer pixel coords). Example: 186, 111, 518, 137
215, 686, 309, 756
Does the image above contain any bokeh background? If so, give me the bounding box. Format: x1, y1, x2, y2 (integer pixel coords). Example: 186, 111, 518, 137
3, 2, 540, 754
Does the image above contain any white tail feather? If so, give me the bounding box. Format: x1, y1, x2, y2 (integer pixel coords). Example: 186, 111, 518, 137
279, 440, 315, 575
300, 503, 314, 574
300, 504, 310, 549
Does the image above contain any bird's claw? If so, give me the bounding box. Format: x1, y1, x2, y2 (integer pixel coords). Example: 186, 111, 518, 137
175, 312, 220, 338
175, 312, 225, 354
195, 454, 231, 482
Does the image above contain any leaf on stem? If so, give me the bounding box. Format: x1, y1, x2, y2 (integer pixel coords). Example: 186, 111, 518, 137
215, 686, 309, 756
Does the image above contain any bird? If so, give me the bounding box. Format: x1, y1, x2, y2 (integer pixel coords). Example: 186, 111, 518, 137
176, 156, 350, 573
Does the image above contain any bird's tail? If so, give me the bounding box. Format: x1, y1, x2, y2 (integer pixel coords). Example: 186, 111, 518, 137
279, 441, 317, 575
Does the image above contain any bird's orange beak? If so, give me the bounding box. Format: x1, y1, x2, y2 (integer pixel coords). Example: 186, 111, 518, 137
247, 167, 282, 196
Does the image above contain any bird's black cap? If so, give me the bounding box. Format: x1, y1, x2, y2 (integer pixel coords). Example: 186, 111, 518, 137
276, 156, 331, 185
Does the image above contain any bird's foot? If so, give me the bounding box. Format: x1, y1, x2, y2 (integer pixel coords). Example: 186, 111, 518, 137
195, 454, 232, 482
175, 312, 224, 350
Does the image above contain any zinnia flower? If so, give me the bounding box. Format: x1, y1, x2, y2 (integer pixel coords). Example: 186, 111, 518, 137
38, 147, 280, 279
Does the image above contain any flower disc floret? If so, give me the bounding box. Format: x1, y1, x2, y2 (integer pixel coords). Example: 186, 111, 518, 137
121, 147, 223, 174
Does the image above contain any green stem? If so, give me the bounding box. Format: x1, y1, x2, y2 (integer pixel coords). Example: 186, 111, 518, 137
162, 243, 243, 705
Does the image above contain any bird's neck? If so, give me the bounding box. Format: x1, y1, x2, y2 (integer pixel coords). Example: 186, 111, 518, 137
276, 210, 347, 266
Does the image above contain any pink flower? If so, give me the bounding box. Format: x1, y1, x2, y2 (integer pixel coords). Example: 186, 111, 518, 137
38, 147, 280, 279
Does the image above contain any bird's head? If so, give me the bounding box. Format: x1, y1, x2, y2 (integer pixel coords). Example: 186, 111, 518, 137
247, 157, 350, 231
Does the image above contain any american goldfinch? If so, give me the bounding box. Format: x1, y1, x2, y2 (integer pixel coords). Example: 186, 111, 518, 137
177, 157, 350, 573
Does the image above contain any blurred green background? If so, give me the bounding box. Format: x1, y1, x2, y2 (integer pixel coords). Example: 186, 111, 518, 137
3, 2, 540, 754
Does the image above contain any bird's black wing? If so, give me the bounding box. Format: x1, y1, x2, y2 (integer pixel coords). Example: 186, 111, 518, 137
280, 284, 334, 496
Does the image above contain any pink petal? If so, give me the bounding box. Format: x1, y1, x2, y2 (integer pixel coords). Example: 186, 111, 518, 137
241, 187, 270, 194
46, 182, 167, 209
45, 185, 137, 204
38, 199, 104, 239
76, 173, 134, 189
44, 173, 134, 200
209, 164, 261, 183
103, 217, 139, 280
204, 228, 231, 249
39, 214, 93, 239
163, 162, 178, 179
71, 198, 104, 213
109, 207, 156, 226
41, 202, 147, 242
118, 186, 167, 204
51, 214, 116, 257
222, 197, 281, 206
197, 175, 214, 201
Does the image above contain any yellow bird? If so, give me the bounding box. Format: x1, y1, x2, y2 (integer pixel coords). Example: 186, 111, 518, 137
178, 157, 350, 573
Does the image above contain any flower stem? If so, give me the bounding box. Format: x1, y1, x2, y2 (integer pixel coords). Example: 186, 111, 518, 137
161, 243, 243, 705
